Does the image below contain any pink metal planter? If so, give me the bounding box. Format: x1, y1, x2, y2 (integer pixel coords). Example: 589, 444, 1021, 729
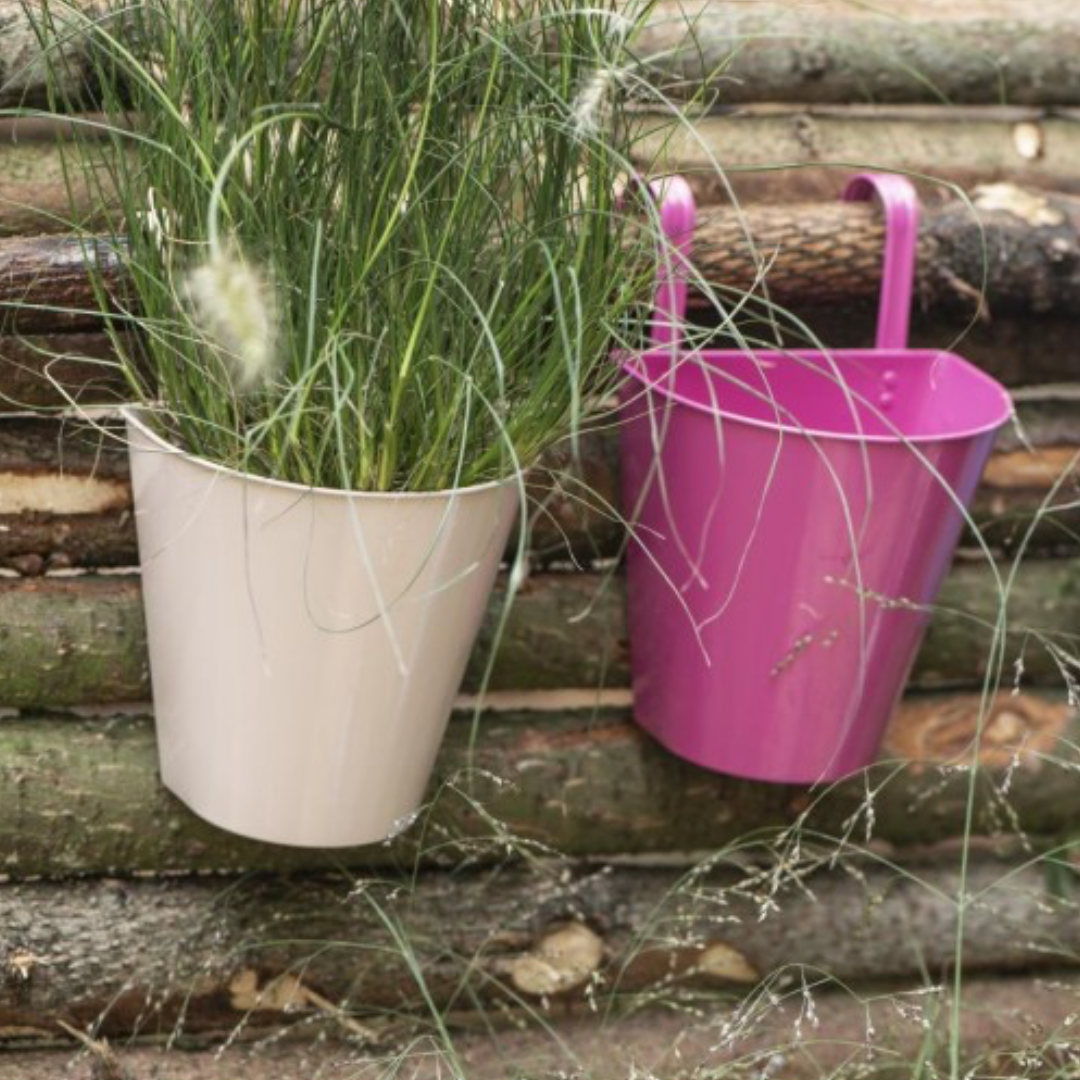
620, 174, 1013, 784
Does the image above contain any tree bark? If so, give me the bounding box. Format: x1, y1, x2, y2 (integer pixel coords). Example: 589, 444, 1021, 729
6, 310, 1080, 414
6, 1, 1080, 108
633, 106, 1080, 204
1, 855, 1079, 1040
0, 694, 1074, 877
0, 549, 1077, 708
779, 309, 1080, 389
0, 333, 123, 410
685, 187, 1080, 316
0, 235, 122, 333
5, 973, 1080, 1075
637, 1, 1080, 105
5, 188, 1080, 322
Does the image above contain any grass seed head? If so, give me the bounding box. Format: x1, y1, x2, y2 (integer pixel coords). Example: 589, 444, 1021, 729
185, 247, 278, 389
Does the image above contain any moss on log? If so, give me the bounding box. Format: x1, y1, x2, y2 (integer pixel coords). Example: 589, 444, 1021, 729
2, 854, 1080, 1041
0, 548, 1077, 708
0, 693, 1074, 877
0, 575, 148, 704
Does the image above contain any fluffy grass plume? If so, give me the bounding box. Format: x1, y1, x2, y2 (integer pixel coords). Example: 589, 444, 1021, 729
185, 249, 278, 390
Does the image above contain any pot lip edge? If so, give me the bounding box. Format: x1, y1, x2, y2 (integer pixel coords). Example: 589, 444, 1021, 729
121, 405, 523, 503
619, 347, 1014, 446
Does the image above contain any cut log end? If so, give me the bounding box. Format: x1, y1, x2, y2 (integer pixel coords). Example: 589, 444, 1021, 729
693, 942, 761, 985
883, 693, 1071, 772
504, 921, 605, 997
981, 446, 1080, 492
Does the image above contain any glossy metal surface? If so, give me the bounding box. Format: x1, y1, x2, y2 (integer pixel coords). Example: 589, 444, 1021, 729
126, 409, 518, 846
620, 175, 1013, 783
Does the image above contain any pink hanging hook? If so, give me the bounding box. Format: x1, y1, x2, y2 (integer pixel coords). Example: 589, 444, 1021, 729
842, 173, 920, 351
649, 176, 696, 349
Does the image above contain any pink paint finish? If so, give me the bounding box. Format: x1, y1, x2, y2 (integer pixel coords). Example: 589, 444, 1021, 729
620, 174, 1013, 784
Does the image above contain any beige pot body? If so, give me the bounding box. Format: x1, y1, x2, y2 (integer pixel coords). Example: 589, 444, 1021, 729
125, 409, 518, 848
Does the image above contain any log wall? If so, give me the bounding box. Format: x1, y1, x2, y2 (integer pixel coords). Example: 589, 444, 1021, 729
0, 693, 1074, 878
1, 1, 1079, 1067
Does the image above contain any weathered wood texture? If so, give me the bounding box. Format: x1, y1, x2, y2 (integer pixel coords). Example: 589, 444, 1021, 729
5, 188, 1080, 324
0, 235, 122, 333
6, 974, 1080, 1076
0, 548, 1076, 708
3, 315, 1079, 421
6, 0, 1080, 107
0, 332, 122, 409
685, 186, 1080, 316
0, 694, 1074, 877
8, 315, 1080, 405
0, 416, 134, 573
2, 855, 1079, 1040
0, 389, 1077, 579
635, 106, 1080, 203
8, 107, 1080, 235
0, 1, 103, 109
637, 1, 1080, 105
9, 972, 1080, 1078
0, 118, 111, 236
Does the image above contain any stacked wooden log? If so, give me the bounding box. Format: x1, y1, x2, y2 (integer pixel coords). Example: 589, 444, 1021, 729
2, 1, 1080, 1073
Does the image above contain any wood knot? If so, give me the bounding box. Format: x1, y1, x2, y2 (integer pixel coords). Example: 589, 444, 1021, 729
1012, 121, 1045, 162
7, 553, 44, 577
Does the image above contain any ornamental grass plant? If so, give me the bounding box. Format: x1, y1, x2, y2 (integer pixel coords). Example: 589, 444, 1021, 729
39, 0, 658, 493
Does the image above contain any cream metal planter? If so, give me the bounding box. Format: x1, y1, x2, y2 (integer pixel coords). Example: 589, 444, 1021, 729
125, 409, 518, 847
